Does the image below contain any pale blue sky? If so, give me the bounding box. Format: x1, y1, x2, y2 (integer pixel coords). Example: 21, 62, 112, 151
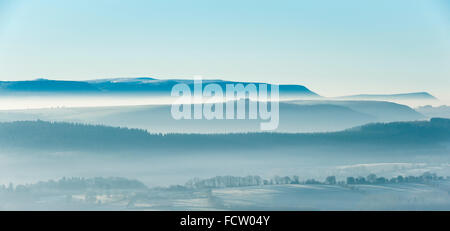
0, 0, 449, 98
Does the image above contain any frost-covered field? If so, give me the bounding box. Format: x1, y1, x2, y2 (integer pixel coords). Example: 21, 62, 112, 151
1, 177, 449, 211
205, 183, 450, 210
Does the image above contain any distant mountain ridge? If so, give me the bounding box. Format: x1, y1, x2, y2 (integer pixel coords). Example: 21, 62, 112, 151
0, 78, 439, 102
0, 78, 320, 97
339, 92, 437, 100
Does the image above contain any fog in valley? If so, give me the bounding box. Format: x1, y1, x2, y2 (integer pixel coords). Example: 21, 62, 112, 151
0, 92, 449, 210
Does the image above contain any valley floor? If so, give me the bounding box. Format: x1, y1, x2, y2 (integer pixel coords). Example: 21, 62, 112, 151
2, 181, 449, 211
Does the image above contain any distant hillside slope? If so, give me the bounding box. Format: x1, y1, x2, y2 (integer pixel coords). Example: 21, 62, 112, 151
0, 100, 424, 133
289, 100, 425, 122
0, 118, 449, 153
416, 105, 450, 119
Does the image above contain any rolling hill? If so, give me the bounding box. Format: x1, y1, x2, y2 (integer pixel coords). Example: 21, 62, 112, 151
0, 100, 425, 133
0, 118, 449, 153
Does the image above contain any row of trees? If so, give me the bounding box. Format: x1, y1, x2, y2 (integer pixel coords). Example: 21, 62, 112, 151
0, 177, 147, 193
345, 172, 445, 185
346, 172, 448, 184
185, 172, 449, 189
2, 173, 448, 192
